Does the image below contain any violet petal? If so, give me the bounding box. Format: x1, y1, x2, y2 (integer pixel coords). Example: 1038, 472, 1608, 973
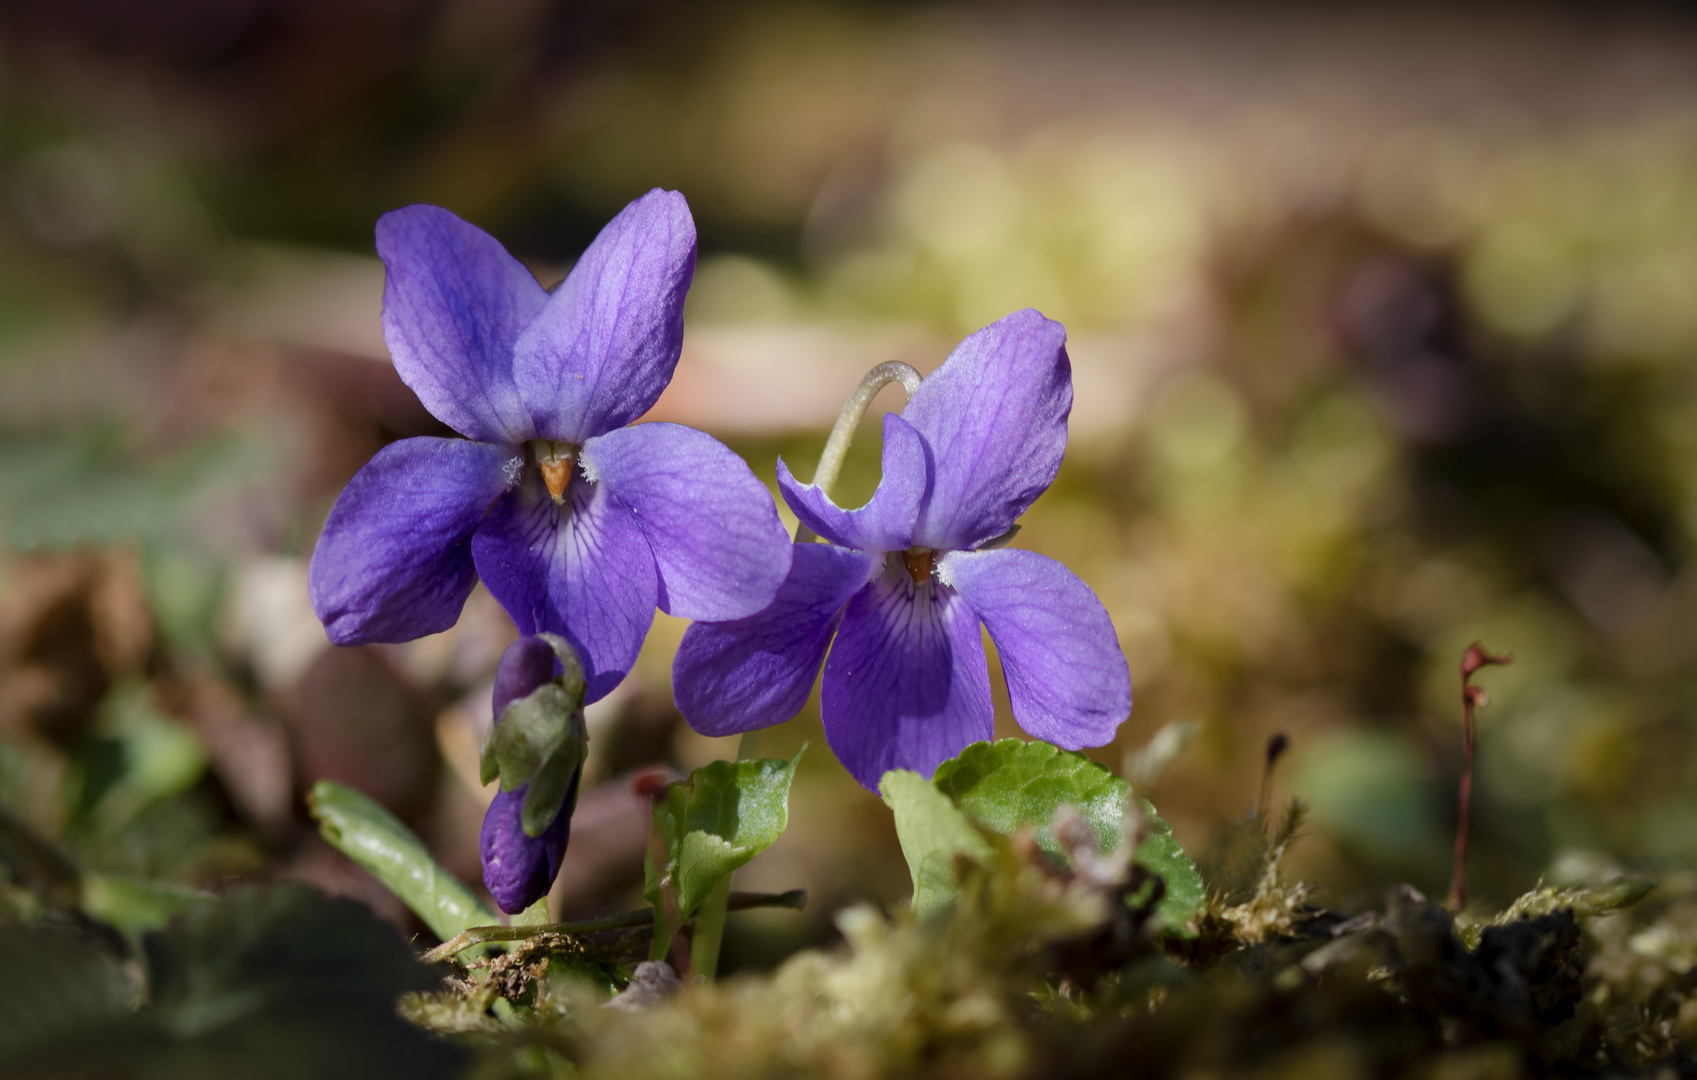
309, 436, 515, 645
480, 772, 578, 915
582, 421, 792, 622
939, 548, 1130, 750
820, 563, 993, 791
673, 543, 876, 737
472, 473, 658, 704
777, 413, 930, 553
513, 189, 696, 444
376, 205, 546, 444
900, 309, 1072, 551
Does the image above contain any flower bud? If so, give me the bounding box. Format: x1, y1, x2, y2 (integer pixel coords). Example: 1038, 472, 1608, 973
493, 634, 561, 717
478, 634, 589, 914
481, 772, 579, 915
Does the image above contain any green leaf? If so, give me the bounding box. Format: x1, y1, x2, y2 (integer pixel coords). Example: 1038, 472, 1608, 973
644, 749, 803, 952
879, 770, 993, 919
308, 780, 498, 942
935, 740, 1128, 853
1134, 802, 1206, 935
931, 739, 1203, 933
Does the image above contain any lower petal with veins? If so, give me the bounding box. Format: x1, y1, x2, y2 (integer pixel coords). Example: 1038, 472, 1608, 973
472, 473, 659, 704
820, 563, 993, 791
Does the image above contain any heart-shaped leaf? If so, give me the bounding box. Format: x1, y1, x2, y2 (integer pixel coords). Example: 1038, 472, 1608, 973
644, 749, 803, 955
893, 739, 1203, 933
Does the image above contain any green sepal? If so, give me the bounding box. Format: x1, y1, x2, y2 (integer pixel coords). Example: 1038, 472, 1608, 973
521, 751, 582, 839
489, 684, 581, 793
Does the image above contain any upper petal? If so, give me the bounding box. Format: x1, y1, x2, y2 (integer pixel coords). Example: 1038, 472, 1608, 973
513, 189, 696, 443
777, 412, 930, 553
673, 543, 876, 737
582, 422, 792, 622
821, 563, 993, 791
938, 547, 1130, 749
309, 436, 515, 645
376, 205, 547, 443
472, 472, 659, 703
901, 309, 1072, 551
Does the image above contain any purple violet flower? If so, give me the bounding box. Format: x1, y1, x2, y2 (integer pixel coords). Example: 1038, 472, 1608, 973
308, 190, 793, 702
481, 635, 575, 914
672, 309, 1131, 790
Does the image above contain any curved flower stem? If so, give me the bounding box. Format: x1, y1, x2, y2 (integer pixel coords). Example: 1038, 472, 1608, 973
795, 360, 924, 543
421, 889, 807, 964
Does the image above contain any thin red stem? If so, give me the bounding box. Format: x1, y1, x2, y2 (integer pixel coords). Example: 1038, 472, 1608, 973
1448, 643, 1509, 913
1448, 703, 1476, 911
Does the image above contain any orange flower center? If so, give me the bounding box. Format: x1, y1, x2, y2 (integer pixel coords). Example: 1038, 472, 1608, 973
530, 441, 578, 505
901, 547, 934, 585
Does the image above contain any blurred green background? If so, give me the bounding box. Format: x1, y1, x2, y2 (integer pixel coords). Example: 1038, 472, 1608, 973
3, 0, 1697, 970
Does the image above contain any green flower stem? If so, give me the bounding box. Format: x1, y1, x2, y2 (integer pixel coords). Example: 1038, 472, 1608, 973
422, 889, 806, 964
687, 729, 777, 980
795, 360, 923, 543
688, 876, 734, 982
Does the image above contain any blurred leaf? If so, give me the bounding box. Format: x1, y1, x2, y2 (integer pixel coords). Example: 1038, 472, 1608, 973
308, 780, 497, 942
880, 769, 993, 919
644, 749, 803, 951
138, 883, 464, 1079
0, 804, 80, 909
80, 682, 207, 834
142, 547, 226, 656
81, 872, 210, 938
933, 740, 1203, 932
0, 922, 138, 1067
0, 428, 280, 551
1124, 720, 1200, 791
146, 883, 439, 1035
1289, 729, 1438, 858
